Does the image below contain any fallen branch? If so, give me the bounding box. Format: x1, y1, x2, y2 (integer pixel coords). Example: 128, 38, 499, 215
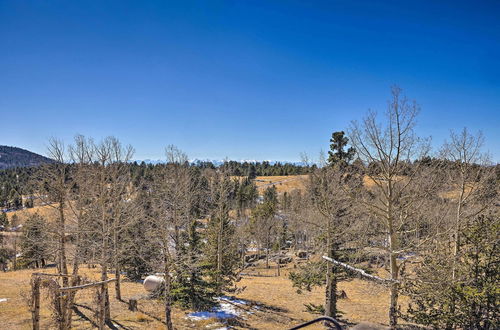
322, 256, 398, 285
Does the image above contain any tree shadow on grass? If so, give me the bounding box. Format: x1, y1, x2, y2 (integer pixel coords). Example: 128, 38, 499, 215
72, 304, 98, 328
73, 303, 133, 329
114, 298, 167, 325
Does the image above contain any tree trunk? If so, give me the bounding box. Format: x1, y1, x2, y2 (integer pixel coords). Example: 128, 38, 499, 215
58, 200, 68, 286
265, 230, 270, 269
105, 286, 111, 322
452, 180, 466, 280
113, 217, 122, 301
115, 267, 121, 301
164, 256, 173, 330
389, 253, 399, 329
325, 220, 337, 318
57, 201, 70, 330
216, 215, 224, 293
388, 182, 399, 329
325, 269, 337, 318
98, 283, 105, 330
65, 217, 83, 330
276, 239, 281, 277
12, 237, 17, 270
101, 246, 110, 322
388, 223, 399, 328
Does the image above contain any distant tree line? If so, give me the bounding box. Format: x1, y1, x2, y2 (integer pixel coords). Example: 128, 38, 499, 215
0, 159, 311, 210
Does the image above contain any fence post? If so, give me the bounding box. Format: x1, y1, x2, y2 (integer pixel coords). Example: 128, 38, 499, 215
31, 276, 41, 330
98, 283, 105, 330
54, 286, 64, 330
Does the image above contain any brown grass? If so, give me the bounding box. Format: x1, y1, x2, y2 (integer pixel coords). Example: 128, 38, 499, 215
235, 261, 395, 329
6, 204, 58, 223
0, 260, 399, 329
254, 175, 308, 194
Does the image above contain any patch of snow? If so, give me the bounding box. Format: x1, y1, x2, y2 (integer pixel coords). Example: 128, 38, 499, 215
187, 303, 240, 321
218, 296, 248, 305
186, 296, 250, 321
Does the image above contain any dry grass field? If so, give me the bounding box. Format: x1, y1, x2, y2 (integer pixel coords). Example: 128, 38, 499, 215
0, 259, 398, 329
254, 175, 308, 194
6, 203, 59, 223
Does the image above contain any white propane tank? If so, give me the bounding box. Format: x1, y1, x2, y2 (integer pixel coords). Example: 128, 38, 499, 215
143, 275, 165, 292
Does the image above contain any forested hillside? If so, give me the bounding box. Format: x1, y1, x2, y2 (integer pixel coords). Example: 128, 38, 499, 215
0, 146, 54, 170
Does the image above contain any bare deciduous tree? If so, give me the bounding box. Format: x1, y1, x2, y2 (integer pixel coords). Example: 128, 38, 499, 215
149, 145, 197, 330
441, 128, 496, 279
348, 86, 432, 328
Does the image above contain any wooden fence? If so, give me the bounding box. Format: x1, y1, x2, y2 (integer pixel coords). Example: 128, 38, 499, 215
31, 273, 117, 330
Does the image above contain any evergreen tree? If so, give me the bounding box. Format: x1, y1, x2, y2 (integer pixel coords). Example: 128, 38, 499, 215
119, 209, 159, 280
20, 213, 50, 268
172, 220, 216, 310
247, 164, 257, 179
327, 131, 355, 166
9, 189, 22, 209
204, 173, 239, 295
405, 211, 499, 329
264, 185, 278, 206
236, 177, 258, 214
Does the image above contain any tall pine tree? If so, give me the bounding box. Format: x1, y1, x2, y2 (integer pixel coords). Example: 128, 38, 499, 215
172, 219, 216, 310
204, 172, 239, 295
327, 131, 355, 166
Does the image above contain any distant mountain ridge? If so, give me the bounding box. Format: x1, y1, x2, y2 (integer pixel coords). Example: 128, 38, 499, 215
0, 145, 54, 170
137, 158, 308, 166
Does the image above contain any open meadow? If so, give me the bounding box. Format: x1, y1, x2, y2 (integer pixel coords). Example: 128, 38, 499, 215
0, 257, 397, 329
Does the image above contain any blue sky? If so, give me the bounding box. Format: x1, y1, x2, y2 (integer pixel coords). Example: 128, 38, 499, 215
1, 0, 499, 162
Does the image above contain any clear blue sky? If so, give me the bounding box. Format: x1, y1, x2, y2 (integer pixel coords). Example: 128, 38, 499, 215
1, 0, 499, 162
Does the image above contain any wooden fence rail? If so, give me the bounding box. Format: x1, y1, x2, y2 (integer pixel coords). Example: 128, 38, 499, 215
31, 273, 79, 277
31, 274, 117, 330
59, 278, 117, 292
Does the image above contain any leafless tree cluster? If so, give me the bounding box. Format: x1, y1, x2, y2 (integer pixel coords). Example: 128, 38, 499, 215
287, 87, 498, 328
23, 139, 246, 329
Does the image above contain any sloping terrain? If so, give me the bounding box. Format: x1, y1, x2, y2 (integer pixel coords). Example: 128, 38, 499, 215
0, 146, 54, 170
